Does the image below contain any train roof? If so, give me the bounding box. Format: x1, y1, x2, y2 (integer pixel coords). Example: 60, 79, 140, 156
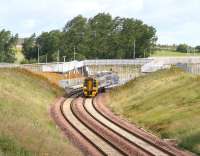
84, 77, 95, 80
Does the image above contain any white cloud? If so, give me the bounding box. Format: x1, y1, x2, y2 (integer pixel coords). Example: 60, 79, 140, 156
158, 21, 200, 46
0, 0, 199, 46
22, 19, 36, 30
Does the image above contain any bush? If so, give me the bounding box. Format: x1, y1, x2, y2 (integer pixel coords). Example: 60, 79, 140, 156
195, 46, 200, 52
176, 44, 188, 53
20, 59, 37, 64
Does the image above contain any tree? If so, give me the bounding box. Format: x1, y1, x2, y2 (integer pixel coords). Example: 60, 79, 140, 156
0, 29, 18, 63
176, 44, 188, 53
62, 15, 89, 61
22, 34, 37, 61
22, 13, 157, 61
112, 18, 157, 58
37, 30, 62, 62
88, 13, 114, 58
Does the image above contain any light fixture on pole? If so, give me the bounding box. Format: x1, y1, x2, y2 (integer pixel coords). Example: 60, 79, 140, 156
63, 56, 66, 62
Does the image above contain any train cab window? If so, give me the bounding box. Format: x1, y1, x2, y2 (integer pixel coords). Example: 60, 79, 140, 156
84, 80, 88, 86
93, 80, 97, 87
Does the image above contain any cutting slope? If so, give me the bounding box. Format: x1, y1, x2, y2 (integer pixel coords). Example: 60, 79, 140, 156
108, 68, 200, 155
0, 68, 82, 156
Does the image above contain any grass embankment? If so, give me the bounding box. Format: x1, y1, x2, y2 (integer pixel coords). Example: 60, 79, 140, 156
15, 48, 24, 64
108, 68, 200, 154
0, 68, 83, 156
38, 72, 83, 86
152, 50, 200, 57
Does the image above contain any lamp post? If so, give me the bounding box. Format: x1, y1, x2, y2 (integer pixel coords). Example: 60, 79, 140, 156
73, 46, 76, 61
133, 40, 136, 59
45, 55, 47, 64
37, 45, 40, 64
144, 48, 148, 58
57, 49, 60, 62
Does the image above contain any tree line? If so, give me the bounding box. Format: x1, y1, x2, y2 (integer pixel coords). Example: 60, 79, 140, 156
176, 44, 200, 53
0, 29, 18, 63
22, 13, 157, 63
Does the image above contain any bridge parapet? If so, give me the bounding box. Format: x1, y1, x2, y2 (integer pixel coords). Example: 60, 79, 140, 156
141, 57, 200, 73
83, 59, 153, 66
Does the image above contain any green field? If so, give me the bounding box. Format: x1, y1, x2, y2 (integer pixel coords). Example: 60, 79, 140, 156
108, 68, 200, 154
0, 68, 83, 156
151, 50, 200, 57
14, 48, 24, 64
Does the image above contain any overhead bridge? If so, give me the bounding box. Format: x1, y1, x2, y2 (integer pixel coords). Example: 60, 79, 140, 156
39, 59, 152, 73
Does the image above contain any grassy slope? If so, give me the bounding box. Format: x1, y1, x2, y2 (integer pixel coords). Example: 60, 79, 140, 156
0, 68, 83, 156
15, 48, 24, 64
152, 50, 200, 57
108, 68, 200, 154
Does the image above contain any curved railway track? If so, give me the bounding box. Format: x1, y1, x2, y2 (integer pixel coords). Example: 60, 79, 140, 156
93, 96, 191, 156
51, 93, 191, 156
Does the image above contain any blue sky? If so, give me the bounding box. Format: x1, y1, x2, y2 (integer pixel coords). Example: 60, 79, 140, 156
0, 0, 199, 46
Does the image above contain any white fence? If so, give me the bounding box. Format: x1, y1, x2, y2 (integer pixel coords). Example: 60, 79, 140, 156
84, 59, 152, 66
142, 57, 200, 73
59, 78, 84, 88
176, 63, 200, 75
3, 58, 200, 75
0, 63, 20, 68
42, 61, 84, 72
0, 63, 43, 72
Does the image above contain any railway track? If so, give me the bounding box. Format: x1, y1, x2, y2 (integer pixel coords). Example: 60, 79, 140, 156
93, 96, 191, 156
51, 93, 191, 156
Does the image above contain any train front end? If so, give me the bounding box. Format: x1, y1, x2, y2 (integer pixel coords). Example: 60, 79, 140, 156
83, 77, 98, 97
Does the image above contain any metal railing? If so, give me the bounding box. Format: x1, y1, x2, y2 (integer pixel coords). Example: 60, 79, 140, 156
0, 63, 20, 68
0, 59, 152, 72
176, 63, 200, 75
83, 59, 153, 66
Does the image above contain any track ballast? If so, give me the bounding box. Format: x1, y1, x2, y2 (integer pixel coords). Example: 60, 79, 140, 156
51, 93, 191, 156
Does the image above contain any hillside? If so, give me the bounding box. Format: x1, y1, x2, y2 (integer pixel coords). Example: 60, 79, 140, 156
0, 68, 83, 156
152, 50, 200, 57
107, 68, 200, 155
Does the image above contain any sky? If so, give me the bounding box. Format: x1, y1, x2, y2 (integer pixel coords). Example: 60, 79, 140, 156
0, 0, 199, 46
